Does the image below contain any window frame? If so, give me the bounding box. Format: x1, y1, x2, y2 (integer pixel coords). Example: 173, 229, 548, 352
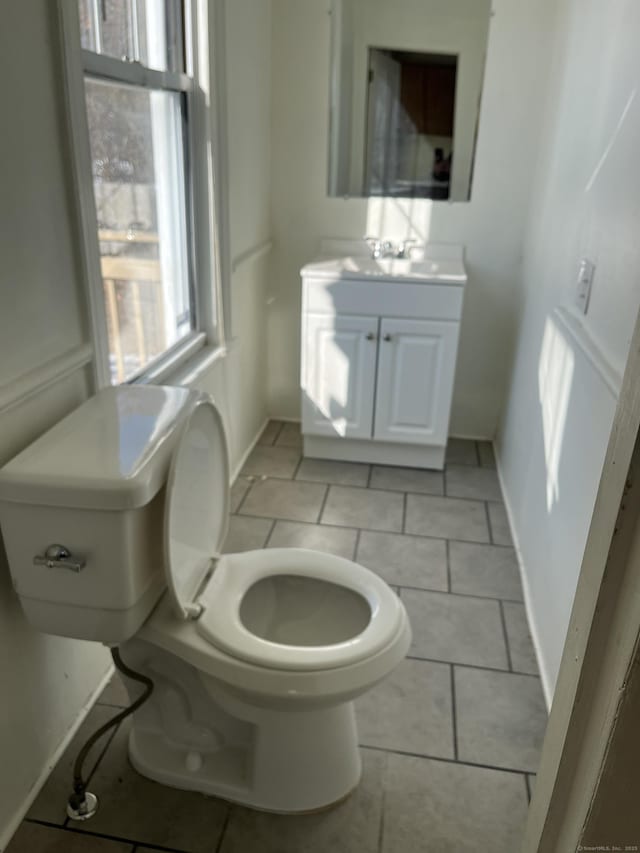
58, 0, 227, 388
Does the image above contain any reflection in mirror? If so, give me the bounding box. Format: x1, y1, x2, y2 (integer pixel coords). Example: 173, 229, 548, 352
328, 0, 492, 201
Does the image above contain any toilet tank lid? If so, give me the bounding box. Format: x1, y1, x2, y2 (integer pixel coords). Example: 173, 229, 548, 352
0, 385, 200, 510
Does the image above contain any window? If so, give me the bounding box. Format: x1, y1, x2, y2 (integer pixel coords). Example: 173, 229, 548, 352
65, 1, 217, 385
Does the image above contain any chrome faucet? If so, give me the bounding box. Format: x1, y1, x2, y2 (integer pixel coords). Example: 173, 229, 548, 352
364, 236, 419, 260
364, 236, 395, 259
395, 239, 418, 259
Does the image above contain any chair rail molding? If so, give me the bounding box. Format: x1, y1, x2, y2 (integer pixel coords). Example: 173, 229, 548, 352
0, 343, 94, 415
231, 239, 273, 274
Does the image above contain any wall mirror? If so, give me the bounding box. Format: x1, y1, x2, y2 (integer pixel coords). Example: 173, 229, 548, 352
327, 0, 492, 201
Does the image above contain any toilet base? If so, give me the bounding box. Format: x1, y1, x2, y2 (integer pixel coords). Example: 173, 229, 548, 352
121, 639, 363, 813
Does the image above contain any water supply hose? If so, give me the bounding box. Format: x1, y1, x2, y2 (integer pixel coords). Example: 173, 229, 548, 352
67, 647, 154, 820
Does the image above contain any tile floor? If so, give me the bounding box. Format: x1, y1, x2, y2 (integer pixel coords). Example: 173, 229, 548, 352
8, 423, 547, 853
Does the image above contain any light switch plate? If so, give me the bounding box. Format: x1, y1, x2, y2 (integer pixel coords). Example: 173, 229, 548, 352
576, 259, 595, 314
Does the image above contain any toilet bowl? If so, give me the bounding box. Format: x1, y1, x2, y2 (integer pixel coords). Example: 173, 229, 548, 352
125, 546, 409, 811
0, 385, 411, 813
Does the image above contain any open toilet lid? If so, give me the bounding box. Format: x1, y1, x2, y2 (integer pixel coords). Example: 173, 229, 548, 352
164, 397, 230, 619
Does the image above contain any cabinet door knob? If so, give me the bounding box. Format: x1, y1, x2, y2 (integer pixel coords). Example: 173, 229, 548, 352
383, 333, 393, 342
365, 332, 376, 341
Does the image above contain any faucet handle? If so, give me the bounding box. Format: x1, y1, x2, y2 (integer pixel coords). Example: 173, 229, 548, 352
396, 239, 419, 259
364, 235, 382, 258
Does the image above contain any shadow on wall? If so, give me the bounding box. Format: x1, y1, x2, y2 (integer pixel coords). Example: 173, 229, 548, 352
509, 307, 619, 700
505, 71, 640, 698
365, 196, 433, 245
301, 280, 366, 439
538, 316, 574, 514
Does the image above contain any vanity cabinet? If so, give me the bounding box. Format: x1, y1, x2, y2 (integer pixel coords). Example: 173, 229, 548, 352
373, 318, 459, 445
304, 313, 378, 440
301, 264, 466, 470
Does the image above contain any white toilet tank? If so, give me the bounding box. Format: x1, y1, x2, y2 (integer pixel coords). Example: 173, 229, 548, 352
0, 385, 203, 644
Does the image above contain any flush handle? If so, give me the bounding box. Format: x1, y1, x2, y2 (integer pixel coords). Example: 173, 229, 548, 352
34, 544, 86, 573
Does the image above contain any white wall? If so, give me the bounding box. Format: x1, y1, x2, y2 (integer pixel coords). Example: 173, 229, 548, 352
0, 5, 112, 844
268, 0, 554, 438
496, 0, 640, 700
0, 0, 272, 845
194, 0, 272, 474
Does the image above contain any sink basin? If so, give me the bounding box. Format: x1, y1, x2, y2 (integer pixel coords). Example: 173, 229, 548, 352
301, 255, 466, 285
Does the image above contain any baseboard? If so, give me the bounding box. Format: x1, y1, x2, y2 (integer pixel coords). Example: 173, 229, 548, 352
1, 664, 114, 851
267, 421, 492, 442
494, 445, 554, 710
266, 415, 300, 424
449, 432, 494, 442
304, 435, 445, 470
230, 416, 269, 484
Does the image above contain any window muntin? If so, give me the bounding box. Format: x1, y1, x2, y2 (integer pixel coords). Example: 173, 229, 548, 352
78, 0, 185, 74
78, 0, 196, 384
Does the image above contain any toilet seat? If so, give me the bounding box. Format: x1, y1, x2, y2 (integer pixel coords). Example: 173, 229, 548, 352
160, 397, 406, 679
163, 398, 229, 620
195, 548, 404, 671
140, 576, 411, 707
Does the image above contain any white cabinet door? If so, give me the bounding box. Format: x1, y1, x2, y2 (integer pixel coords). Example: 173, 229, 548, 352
374, 318, 460, 445
302, 313, 378, 439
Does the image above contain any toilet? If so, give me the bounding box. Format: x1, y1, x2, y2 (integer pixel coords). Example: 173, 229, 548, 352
0, 385, 411, 813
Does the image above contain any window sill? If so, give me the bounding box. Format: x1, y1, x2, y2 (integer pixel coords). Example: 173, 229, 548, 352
167, 343, 227, 387
132, 333, 225, 388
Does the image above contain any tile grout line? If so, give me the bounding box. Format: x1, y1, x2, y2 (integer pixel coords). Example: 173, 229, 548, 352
25, 819, 190, 853
234, 477, 255, 515
231, 510, 516, 551
272, 421, 285, 446
401, 492, 408, 534
214, 806, 233, 853
242, 472, 506, 507
227, 526, 528, 609
94, 700, 130, 710
485, 500, 494, 544
376, 784, 387, 853
498, 599, 514, 672
28, 816, 67, 832
405, 653, 540, 679
445, 457, 481, 469
316, 484, 331, 524
361, 743, 535, 778
450, 664, 459, 761
291, 454, 304, 480
524, 773, 532, 803
366, 464, 374, 488
445, 539, 452, 593
228, 524, 528, 605
474, 440, 482, 466
262, 518, 278, 548
353, 528, 362, 562
397, 582, 525, 607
